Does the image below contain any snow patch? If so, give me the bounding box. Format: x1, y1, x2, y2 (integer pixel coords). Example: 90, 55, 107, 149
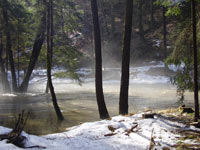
0, 113, 199, 150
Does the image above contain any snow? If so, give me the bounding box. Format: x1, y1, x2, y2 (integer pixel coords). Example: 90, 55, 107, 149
0, 113, 199, 150
3, 61, 172, 87
152, 39, 162, 48
168, 61, 185, 72
1, 93, 17, 97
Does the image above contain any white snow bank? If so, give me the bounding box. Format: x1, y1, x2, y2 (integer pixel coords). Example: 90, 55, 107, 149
0, 113, 199, 150
168, 61, 185, 72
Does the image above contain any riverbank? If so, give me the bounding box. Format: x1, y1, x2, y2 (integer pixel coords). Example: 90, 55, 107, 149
0, 110, 200, 150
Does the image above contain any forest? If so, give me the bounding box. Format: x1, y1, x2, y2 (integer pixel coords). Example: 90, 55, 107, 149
0, 0, 200, 149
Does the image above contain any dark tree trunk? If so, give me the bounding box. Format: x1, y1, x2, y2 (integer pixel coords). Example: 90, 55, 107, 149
17, 21, 20, 87
2, 7, 18, 92
91, 0, 110, 119
192, 0, 199, 121
47, 0, 64, 120
0, 36, 11, 92
18, 11, 46, 92
45, 81, 49, 93
119, 0, 133, 115
163, 6, 167, 57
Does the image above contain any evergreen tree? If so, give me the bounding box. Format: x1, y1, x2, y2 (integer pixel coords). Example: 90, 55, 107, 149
19, 9, 46, 92
2, 3, 18, 92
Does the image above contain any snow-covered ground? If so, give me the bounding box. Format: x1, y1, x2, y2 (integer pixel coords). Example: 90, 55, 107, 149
0, 112, 199, 150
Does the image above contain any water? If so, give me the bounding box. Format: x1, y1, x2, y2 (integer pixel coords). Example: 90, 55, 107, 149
0, 63, 194, 135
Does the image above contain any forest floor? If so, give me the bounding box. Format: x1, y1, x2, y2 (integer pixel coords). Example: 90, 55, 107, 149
0, 108, 200, 150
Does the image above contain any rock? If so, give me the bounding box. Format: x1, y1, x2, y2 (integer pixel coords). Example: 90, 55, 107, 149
162, 146, 170, 150
142, 114, 154, 119
181, 107, 194, 113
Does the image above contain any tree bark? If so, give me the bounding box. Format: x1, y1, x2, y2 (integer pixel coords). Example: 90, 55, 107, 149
2, 7, 18, 92
47, 0, 64, 120
191, 0, 199, 121
91, 0, 110, 119
119, 0, 133, 115
163, 6, 167, 57
18, 11, 46, 92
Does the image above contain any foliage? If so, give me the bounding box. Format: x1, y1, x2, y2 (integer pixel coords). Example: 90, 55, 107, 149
0, 0, 84, 85
54, 71, 82, 85
165, 1, 200, 92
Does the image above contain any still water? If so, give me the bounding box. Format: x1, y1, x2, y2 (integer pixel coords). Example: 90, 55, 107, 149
0, 81, 194, 135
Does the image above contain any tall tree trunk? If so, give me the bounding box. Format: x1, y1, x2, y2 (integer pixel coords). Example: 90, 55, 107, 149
163, 6, 167, 57
18, 11, 46, 92
119, 0, 133, 115
47, 0, 64, 120
0, 36, 11, 92
2, 7, 18, 92
192, 0, 199, 121
17, 21, 20, 87
91, 0, 110, 119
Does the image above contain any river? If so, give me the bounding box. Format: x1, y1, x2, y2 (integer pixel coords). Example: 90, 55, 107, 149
0, 61, 194, 135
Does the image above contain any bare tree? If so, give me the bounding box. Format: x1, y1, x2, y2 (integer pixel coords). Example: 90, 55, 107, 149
119, 0, 133, 115
91, 0, 110, 119
191, 0, 199, 121
46, 0, 64, 120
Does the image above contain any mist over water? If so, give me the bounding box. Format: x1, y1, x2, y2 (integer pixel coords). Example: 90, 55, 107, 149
0, 61, 194, 135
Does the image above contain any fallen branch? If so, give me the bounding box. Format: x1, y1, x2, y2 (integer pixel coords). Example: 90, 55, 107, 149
104, 133, 117, 137
123, 124, 138, 136
0, 111, 46, 149
149, 128, 155, 150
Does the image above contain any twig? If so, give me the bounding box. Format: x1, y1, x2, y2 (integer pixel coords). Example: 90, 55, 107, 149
149, 128, 155, 150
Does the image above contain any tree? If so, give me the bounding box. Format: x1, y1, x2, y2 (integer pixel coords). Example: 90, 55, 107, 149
163, 6, 167, 57
18, 10, 47, 92
119, 0, 133, 115
46, 0, 64, 120
163, 0, 200, 118
90, 0, 110, 119
2, 3, 18, 92
191, 0, 199, 121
